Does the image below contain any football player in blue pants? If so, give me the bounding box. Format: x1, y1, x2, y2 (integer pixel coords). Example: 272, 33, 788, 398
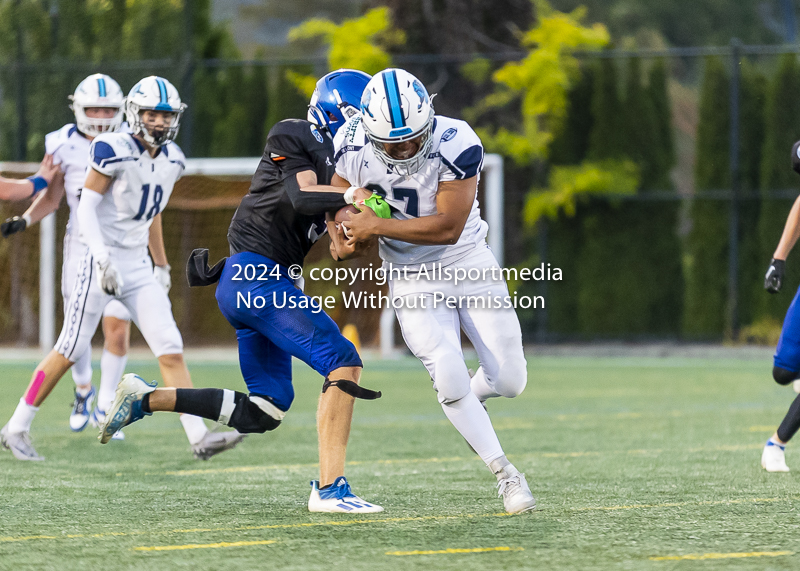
761, 140, 800, 472
100, 70, 387, 513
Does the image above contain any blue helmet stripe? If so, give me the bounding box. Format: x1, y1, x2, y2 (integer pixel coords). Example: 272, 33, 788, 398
156, 78, 168, 107
97, 77, 106, 97
382, 70, 405, 129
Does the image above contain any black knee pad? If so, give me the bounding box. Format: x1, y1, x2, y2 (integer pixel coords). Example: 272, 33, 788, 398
228, 392, 283, 433
773, 366, 798, 386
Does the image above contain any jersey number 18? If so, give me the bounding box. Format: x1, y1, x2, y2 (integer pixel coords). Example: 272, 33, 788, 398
133, 184, 164, 221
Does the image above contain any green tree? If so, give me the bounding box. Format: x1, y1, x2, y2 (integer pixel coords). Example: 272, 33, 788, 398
683, 56, 730, 337
549, 65, 594, 165
646, 59, 674, 191
757, 53, 800, 322
737, 60, 766, 328
587, 57, 623, 160
286, 7, 405, 97
572, 55, 680, 335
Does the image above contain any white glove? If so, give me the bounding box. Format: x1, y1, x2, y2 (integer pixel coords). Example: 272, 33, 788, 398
96, 259, 123, 296
153, 264, 171, 293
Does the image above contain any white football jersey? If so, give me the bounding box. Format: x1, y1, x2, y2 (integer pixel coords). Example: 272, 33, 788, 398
87, 132, 185, 249
45, 124, 91, 242
334, 115, 488, 268
46, 123, 131, 243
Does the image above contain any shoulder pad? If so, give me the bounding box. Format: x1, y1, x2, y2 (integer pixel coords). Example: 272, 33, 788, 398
45, 123, 78, 155
90, 133, 138, 172
337, 116, 363, 147
435, 116, 484, 180
163, 141, 186, 168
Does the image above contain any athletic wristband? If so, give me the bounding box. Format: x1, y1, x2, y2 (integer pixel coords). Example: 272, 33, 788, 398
26, 176, 48, 196
343, 186, 359, 205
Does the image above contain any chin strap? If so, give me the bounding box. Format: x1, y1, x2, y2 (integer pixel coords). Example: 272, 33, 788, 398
322, 378, 382, 400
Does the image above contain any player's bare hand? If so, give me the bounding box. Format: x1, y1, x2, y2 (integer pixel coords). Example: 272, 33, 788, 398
353, 187, 372, 203
34, 154, 60, 185
344, 206, 379, 246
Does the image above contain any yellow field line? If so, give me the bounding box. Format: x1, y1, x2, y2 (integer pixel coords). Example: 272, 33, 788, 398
134, 539, 277, 552
572, 496, 795, 512
0, 513, 511, 544
749, 425, 776, 432
650, 550, 793, 561
147, 443, 765, 477
386, 546, 524, 556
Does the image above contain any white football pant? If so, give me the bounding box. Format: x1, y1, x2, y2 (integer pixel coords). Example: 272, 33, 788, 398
390, 244, 527, 405
56, 244, 183, 361
61, 235, 131, 385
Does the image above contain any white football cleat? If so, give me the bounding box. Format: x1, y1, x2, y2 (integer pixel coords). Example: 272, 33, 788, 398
69, 385, 96, 432
98, 373, 156, 444
762, 442, 790, 472
90, 408, 124, 440
191, 430, 245, 460
308, 477, 384, 513
497, 465, 536, 514
0, 424, 45, 461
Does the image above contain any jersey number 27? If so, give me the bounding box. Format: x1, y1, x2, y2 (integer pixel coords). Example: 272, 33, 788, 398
133, 184, 164, 221
366, 183, 419, 217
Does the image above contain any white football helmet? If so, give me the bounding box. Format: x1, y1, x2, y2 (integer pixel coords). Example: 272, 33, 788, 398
126, 76, 187, 147
360, 68, 434, 176
69, 74, 125, 137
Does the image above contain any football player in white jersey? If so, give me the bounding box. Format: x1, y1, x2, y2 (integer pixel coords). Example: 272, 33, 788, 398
332, 69, 535, 514
1, 74, 140, 438
0, 76, 244, 461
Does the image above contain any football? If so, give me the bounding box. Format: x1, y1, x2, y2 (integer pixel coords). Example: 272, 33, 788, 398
335, 204, 359, 223
335, 204, 359, 238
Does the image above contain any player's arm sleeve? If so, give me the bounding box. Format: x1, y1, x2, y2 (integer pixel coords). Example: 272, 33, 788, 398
76, 188, 110, 263
268, 126, 346, 214
438, 123, 485, 182
284, 174, 346, 215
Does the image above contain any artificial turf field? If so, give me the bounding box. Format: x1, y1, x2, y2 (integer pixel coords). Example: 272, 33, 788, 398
2, 354, 800, 570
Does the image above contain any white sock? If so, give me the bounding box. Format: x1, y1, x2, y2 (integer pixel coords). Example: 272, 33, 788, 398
768, 437, 786, 450
75, 384, 93, 397
180, 414, 208, 445
441, 392, 504, 465
98, 350, 128, 411
7, 398, 39, 433
71, 348, 93, 387
470, 366, 498, 401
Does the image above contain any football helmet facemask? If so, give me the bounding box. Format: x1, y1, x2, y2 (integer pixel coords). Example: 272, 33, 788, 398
126, 76, 186, 147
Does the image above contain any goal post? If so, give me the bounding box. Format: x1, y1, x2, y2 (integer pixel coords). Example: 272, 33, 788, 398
5, 154, 503, 354
0, 158, 258, 353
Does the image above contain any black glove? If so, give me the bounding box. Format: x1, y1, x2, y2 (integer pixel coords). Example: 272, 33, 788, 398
765, 258, 786, 293
1, 216, 26, 238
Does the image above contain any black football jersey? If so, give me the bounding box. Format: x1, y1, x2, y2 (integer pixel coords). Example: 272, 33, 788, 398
227, 119, 346, 268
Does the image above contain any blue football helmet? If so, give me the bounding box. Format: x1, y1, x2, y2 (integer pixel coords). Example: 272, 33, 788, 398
307, 69, 371, 137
